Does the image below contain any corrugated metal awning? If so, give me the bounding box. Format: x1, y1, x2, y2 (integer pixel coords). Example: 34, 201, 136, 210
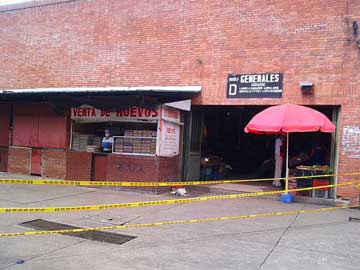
0, 86, 201, 113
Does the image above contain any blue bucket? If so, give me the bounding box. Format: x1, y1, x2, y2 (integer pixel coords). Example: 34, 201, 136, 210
280, 193, 293, 203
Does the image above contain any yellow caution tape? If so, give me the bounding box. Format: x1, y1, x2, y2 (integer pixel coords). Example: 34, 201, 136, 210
0, 181, 357, 213
0, 172, 359, 187
0, 204, 358, 237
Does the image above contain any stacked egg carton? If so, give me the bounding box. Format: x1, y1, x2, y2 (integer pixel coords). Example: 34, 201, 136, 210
72, 133, 101, 152
132, 130, 143, 153
122, 130, 133, 153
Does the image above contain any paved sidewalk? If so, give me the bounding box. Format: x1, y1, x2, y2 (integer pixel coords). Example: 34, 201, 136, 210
0, 173, 359, 270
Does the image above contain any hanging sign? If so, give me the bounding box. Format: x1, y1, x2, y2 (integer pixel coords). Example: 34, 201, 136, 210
71, 105, 160, 122
161, 105, 181, 124
227, 73, 283, 98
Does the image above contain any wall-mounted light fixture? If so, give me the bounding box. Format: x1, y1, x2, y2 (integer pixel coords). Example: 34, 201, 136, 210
300, 82, 314, 94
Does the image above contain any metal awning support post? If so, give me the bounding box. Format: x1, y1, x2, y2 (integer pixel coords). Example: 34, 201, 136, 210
285, 132, 289, 193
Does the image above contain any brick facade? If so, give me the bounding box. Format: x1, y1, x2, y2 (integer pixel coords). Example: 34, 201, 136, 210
0, 0, 359, 201
66, 151, 92, 181
42, 148, 67, 179
158, 156, 180, 182
6, 147, 178, 192
106, 154, 179, 193
0, 147, 8, 172
336, 103, 360, 203
8, 147, 68, 178
8, 146, 31, 175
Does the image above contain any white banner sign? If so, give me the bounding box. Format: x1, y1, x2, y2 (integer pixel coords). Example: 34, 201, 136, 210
71, 105, 160, 122
158, 105, 181, 157
159, 120, 180, 157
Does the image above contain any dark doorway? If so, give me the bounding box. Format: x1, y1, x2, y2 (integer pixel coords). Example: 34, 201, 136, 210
201, 106, 273, 179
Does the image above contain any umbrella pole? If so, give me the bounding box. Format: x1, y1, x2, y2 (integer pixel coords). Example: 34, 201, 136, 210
285, 132, 289, 192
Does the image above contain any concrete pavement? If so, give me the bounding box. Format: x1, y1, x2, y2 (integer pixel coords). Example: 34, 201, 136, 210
0, 173, 359, 269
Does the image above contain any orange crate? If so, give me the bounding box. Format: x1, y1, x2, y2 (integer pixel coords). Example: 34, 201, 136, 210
312, 179, 330, 191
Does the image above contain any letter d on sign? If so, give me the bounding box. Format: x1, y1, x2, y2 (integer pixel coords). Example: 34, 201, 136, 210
228, 84, 237, 96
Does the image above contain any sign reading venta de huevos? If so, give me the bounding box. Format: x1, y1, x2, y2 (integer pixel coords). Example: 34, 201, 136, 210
227, 73, 283, 98
71, 105, 160, 122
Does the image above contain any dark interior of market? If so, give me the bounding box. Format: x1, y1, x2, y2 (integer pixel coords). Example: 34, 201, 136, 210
200, 106, 334, 184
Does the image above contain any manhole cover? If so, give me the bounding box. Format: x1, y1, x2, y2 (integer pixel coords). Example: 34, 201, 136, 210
19, 219, 136, 245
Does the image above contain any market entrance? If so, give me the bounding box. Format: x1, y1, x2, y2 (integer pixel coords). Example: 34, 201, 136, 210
184, 105, 339, 197
201, 106, 273, 180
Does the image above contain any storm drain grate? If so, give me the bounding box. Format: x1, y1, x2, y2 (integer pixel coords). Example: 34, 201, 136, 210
19, 219, 136, 245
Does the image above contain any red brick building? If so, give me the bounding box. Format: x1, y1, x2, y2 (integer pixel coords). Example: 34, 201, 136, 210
0, 0, 359, 201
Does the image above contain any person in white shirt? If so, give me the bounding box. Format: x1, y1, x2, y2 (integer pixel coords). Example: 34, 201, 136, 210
273, 135, 285, 187
101, 128, 113, 152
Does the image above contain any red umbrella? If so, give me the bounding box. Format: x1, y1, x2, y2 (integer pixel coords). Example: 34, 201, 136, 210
244, 104, 335, 134
244, 104, 335, 192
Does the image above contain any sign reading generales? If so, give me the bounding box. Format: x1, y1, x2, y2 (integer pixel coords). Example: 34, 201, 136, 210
227, 73, 283, 98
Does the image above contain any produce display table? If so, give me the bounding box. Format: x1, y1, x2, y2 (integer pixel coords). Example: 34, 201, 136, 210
200, 159, 226, 180
293, 165, 331, 198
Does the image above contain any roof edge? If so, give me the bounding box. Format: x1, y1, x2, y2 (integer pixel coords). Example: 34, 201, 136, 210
0, 86, 202, 94
0, 0, 76, 13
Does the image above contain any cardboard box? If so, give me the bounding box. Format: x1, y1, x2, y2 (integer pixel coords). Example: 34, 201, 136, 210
124, 130, 133, 136
123, 142, 133, 152
142, 130, 152, 137
86, 145, 100, 152
114, 146, 123, 152
133, 130, 142, 136
124, 139, 133, 145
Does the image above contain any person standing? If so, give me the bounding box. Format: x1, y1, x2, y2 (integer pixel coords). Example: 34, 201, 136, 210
101, 128, 113, 152
273, 135, 285, 187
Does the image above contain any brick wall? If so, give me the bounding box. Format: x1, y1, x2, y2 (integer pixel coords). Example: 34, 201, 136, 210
0, 0, 359, 200
42, 148, 66, 179
158, 156, 180, 182
106, 154, 159, 192
0, 0, 358, 105
106, 154, 178, 193
336, 103, 360, 204
8, 147, 68, 178
0, 147, 8, 172
8, 146, 31, 175
66, 151, 92, 180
